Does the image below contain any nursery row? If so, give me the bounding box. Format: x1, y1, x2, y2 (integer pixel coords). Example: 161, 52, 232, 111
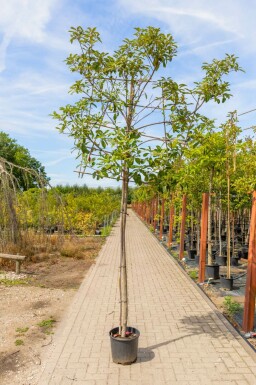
132, 191, 256, 334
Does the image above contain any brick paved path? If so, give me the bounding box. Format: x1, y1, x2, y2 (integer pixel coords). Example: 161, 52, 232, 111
38, 210, 256, 385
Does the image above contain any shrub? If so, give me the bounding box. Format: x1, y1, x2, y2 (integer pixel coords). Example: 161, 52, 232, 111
223, 296, 242, 317
188, 270, 198, 280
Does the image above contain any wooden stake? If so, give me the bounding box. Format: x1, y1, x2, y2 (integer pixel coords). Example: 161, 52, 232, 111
159, 198, 165, 240
153, 198, 157, 231
242, 191, 256, 332
179, 194, 187, 260
168, 201, 174, 248
199, 193, 209, 283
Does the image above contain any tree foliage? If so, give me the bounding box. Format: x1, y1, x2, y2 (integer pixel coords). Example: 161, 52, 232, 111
0, 131, 49, 190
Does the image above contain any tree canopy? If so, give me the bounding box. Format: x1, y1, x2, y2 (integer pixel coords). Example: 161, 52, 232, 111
0, 131, 49, 190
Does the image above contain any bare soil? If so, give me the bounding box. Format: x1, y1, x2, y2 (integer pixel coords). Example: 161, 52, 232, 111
0, 236, 104, 385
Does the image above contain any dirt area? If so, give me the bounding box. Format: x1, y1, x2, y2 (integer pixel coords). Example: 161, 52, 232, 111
0, 236, 105, 385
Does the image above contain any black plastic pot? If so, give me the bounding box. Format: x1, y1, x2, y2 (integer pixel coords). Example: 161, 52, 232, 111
238, 247, 248, 259
231, 257, 239, 266
235, 225, 242, 234
206, 264, 220, 280
194, 254, 200, 264
187, 248, 197, 260
220, 275, 234, 291
216, 255, 227, 266
191, 240, 197, 249
163, 225, 169, 234
110, 327, 140, 365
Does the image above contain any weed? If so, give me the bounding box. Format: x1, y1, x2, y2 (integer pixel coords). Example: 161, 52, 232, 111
101, 226, 111, 237
15, 339, 24, 346
0, 278, 29, 286
38, 318, 56, 334
223, 296, 242, 317
171, 251, 179, 259
188, 270, 198, 280
16, 327, 29, 334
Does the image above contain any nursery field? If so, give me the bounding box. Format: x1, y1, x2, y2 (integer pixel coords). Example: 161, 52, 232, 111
0, 235, 104, 385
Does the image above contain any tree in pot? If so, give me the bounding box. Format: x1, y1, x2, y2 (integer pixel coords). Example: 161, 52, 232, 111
220, 113, 241, 290
182, 130, 227, 276
52, 26, 242, 363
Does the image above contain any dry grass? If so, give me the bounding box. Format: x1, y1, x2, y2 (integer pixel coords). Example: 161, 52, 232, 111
0, 230, 105, 269
60, 237, 104, 260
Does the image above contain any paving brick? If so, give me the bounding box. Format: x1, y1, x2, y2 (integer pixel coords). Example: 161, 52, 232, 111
37, 210, 256, 385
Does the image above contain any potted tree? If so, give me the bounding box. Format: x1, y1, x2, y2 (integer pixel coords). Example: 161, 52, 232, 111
220, 113, 241, 291
52, 26, 242, 364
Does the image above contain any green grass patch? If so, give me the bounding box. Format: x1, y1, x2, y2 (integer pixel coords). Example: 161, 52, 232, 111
0, 278, 29, 286
100, 226, 112, 237
16, 327, 29, 334
37, 318, 56, 334
223, 296, 242, 317
188, 270, 198, 280
15, 339, 24, 346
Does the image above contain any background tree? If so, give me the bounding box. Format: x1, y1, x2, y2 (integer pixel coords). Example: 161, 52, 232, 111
0, 131, 49, 190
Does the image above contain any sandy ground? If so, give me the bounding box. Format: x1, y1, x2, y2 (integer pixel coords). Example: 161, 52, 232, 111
0, 236, 104, 385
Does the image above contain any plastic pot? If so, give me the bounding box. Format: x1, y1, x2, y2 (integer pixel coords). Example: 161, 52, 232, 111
220, 275, 234, 291
206, 264, 220, 280
231, 257, 239, 266
216, 255, 227, 266
239, 247, 248, 259
110, 327, 140, 365
187, 249, 197, 260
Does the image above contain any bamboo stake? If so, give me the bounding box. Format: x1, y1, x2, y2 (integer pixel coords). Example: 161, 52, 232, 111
179, 194, 187, 260
199, 193, 209, 283
168, 198, 174, 248
159, 198, 165, 240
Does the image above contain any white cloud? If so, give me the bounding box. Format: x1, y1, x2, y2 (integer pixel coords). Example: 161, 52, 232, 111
117, 0, 255, 54
0, 0, 59, 71
44, 155, 74, 167
180, 39, 239, 57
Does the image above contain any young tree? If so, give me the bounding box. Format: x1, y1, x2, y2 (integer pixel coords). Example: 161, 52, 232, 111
53, 26, 242, 338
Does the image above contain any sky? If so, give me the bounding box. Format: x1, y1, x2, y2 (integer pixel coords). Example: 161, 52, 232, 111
1, 0, 256, 188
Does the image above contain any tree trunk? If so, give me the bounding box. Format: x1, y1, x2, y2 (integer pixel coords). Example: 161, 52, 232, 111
2, 171, 19, 244
227, 173, 231, 279
207, 169, 213, 265
219, 197, 222, 256
190, 210, 194, 246
232, 212, 235, 257
199, 193, 209, 283
179, 194, 187, 260
168, 196, 174, 248
159, 197, 165, 240
119, 168, 129, 337
197, 210, 200, 256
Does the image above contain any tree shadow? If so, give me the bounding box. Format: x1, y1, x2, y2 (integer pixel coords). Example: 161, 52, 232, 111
179, 312, 233, 339
137, 334, 194, 362
137, 311, 235, 363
